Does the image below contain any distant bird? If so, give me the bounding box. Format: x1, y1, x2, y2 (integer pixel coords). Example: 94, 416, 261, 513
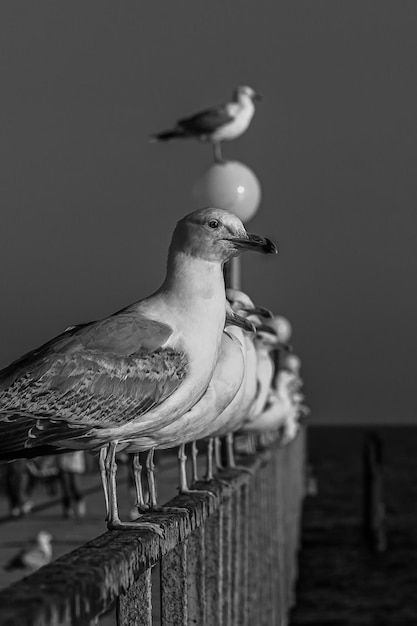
282, 353, 301, 375
4, 531, 53, 572
242, 370, 300, 435
0, 207, 276, 533
150, 86, 261, 162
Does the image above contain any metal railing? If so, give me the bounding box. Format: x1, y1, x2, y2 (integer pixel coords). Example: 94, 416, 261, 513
0, 430, 306, 626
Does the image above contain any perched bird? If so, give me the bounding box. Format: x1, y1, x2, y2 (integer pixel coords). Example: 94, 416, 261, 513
203, 289, 273, 469
0, 207, 276, 532
242, 370, 300, 435
120, 306, 255, 509
4, 531, 53, 572
150, 86, 261, 162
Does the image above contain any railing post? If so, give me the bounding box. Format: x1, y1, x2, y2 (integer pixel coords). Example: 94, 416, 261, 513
160, 540, 188, 625
248, 462, 262, 623
117, 569, 153, 626
205, 510, 223, 626
276, 443, 287, 624
221, 497, 233, 625
230, 488, 242, 625
363, 431, 387, 553
187, 526, 206, 625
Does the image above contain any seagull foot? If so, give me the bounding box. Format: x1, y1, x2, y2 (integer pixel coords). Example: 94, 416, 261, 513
149, 505, 190, 515
231, 464, 255, 475
107, 520, 164, 537
204, 477, 230, 488
135, 503, 151, 514
181, 488, 217, 501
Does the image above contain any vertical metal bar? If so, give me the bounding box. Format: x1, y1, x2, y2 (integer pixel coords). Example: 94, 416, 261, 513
205, 510, 223, 626
221, 497, 233, 626
223, 256, 241, 289
161, 540, 188, 626
117, 569, 152, 626
187, 526, 206, 626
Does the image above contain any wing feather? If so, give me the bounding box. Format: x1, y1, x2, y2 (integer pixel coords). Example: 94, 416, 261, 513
0, 312, 188, 458
179, 104, 234, 134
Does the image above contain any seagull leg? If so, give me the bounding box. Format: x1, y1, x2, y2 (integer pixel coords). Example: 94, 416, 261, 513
178, 443, 189, 492
245, 433, 257, 454
226, 433, 254, 475
191, 441, 199, 484
214, 437, 224, 469
213, 142, 224, 164
204, 438, 214, 481
99, 445, 110, 520
226, 433, 236, 467
178, 443, 216, 500
142, 447, 188, 515
146, 448, 158, 509
107, 442, 164, 536
132, 452, 148, 513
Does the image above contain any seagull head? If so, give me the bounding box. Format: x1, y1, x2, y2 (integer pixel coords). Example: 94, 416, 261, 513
233, 85, 262, 103
226, 288, 273, 319
171, 208, 277, 264
225, 300, 256, 334
269, 315, 293, 344
283, 353, 302, 375
37, 531, 53, 547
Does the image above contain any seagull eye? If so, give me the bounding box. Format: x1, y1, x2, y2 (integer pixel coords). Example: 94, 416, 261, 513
208, 219, 219, 229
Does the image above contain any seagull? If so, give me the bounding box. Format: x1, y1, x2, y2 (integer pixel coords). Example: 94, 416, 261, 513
242, 370, 301, 435
4, 531, 53, 572
0, 207, 277, 532
202, 290, 274, 470
120, 306, 255, 510
150, 86, 261, 162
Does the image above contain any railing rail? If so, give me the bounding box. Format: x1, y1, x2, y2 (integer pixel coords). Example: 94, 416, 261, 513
0, 430, 306, 626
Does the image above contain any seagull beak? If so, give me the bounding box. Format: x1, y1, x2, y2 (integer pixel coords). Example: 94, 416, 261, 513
256, 323, 278, 336
242, 305, 274, 319
225, 312, 256, 334
278, 342, 293, 352
253, 92, 262, 102
226, 234, 278, 255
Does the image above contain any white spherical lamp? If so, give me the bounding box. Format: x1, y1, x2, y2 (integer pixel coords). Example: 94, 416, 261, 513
192, 160, 261, 223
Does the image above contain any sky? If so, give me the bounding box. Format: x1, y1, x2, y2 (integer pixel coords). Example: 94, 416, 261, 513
0, 2, 416, 424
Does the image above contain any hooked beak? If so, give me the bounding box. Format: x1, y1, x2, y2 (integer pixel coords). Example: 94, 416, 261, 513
242, 305, 274, 319
278, 342, 293, 352
225, 312, 256, 334
256, 323, 278, 336
225, 233, 278, 255
252, 92, 262, 102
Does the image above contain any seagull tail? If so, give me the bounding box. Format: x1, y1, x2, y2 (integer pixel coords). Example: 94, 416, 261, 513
149, 128, 187, 143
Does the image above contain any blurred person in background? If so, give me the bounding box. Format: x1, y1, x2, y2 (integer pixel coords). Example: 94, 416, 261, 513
5, 460, 33, 517
56, 451, 87, 518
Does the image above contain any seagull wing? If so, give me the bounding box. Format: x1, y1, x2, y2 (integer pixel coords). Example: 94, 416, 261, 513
0, 313, 188, 456
178, 103, 235, 134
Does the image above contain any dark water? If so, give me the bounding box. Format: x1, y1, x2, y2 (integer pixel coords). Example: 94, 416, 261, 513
290, 426, 417, 625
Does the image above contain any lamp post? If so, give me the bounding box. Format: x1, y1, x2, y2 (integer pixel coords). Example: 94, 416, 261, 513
192, 160, 261, 289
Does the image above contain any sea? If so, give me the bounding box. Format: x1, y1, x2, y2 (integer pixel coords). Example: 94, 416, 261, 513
290, 426, 417, 625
